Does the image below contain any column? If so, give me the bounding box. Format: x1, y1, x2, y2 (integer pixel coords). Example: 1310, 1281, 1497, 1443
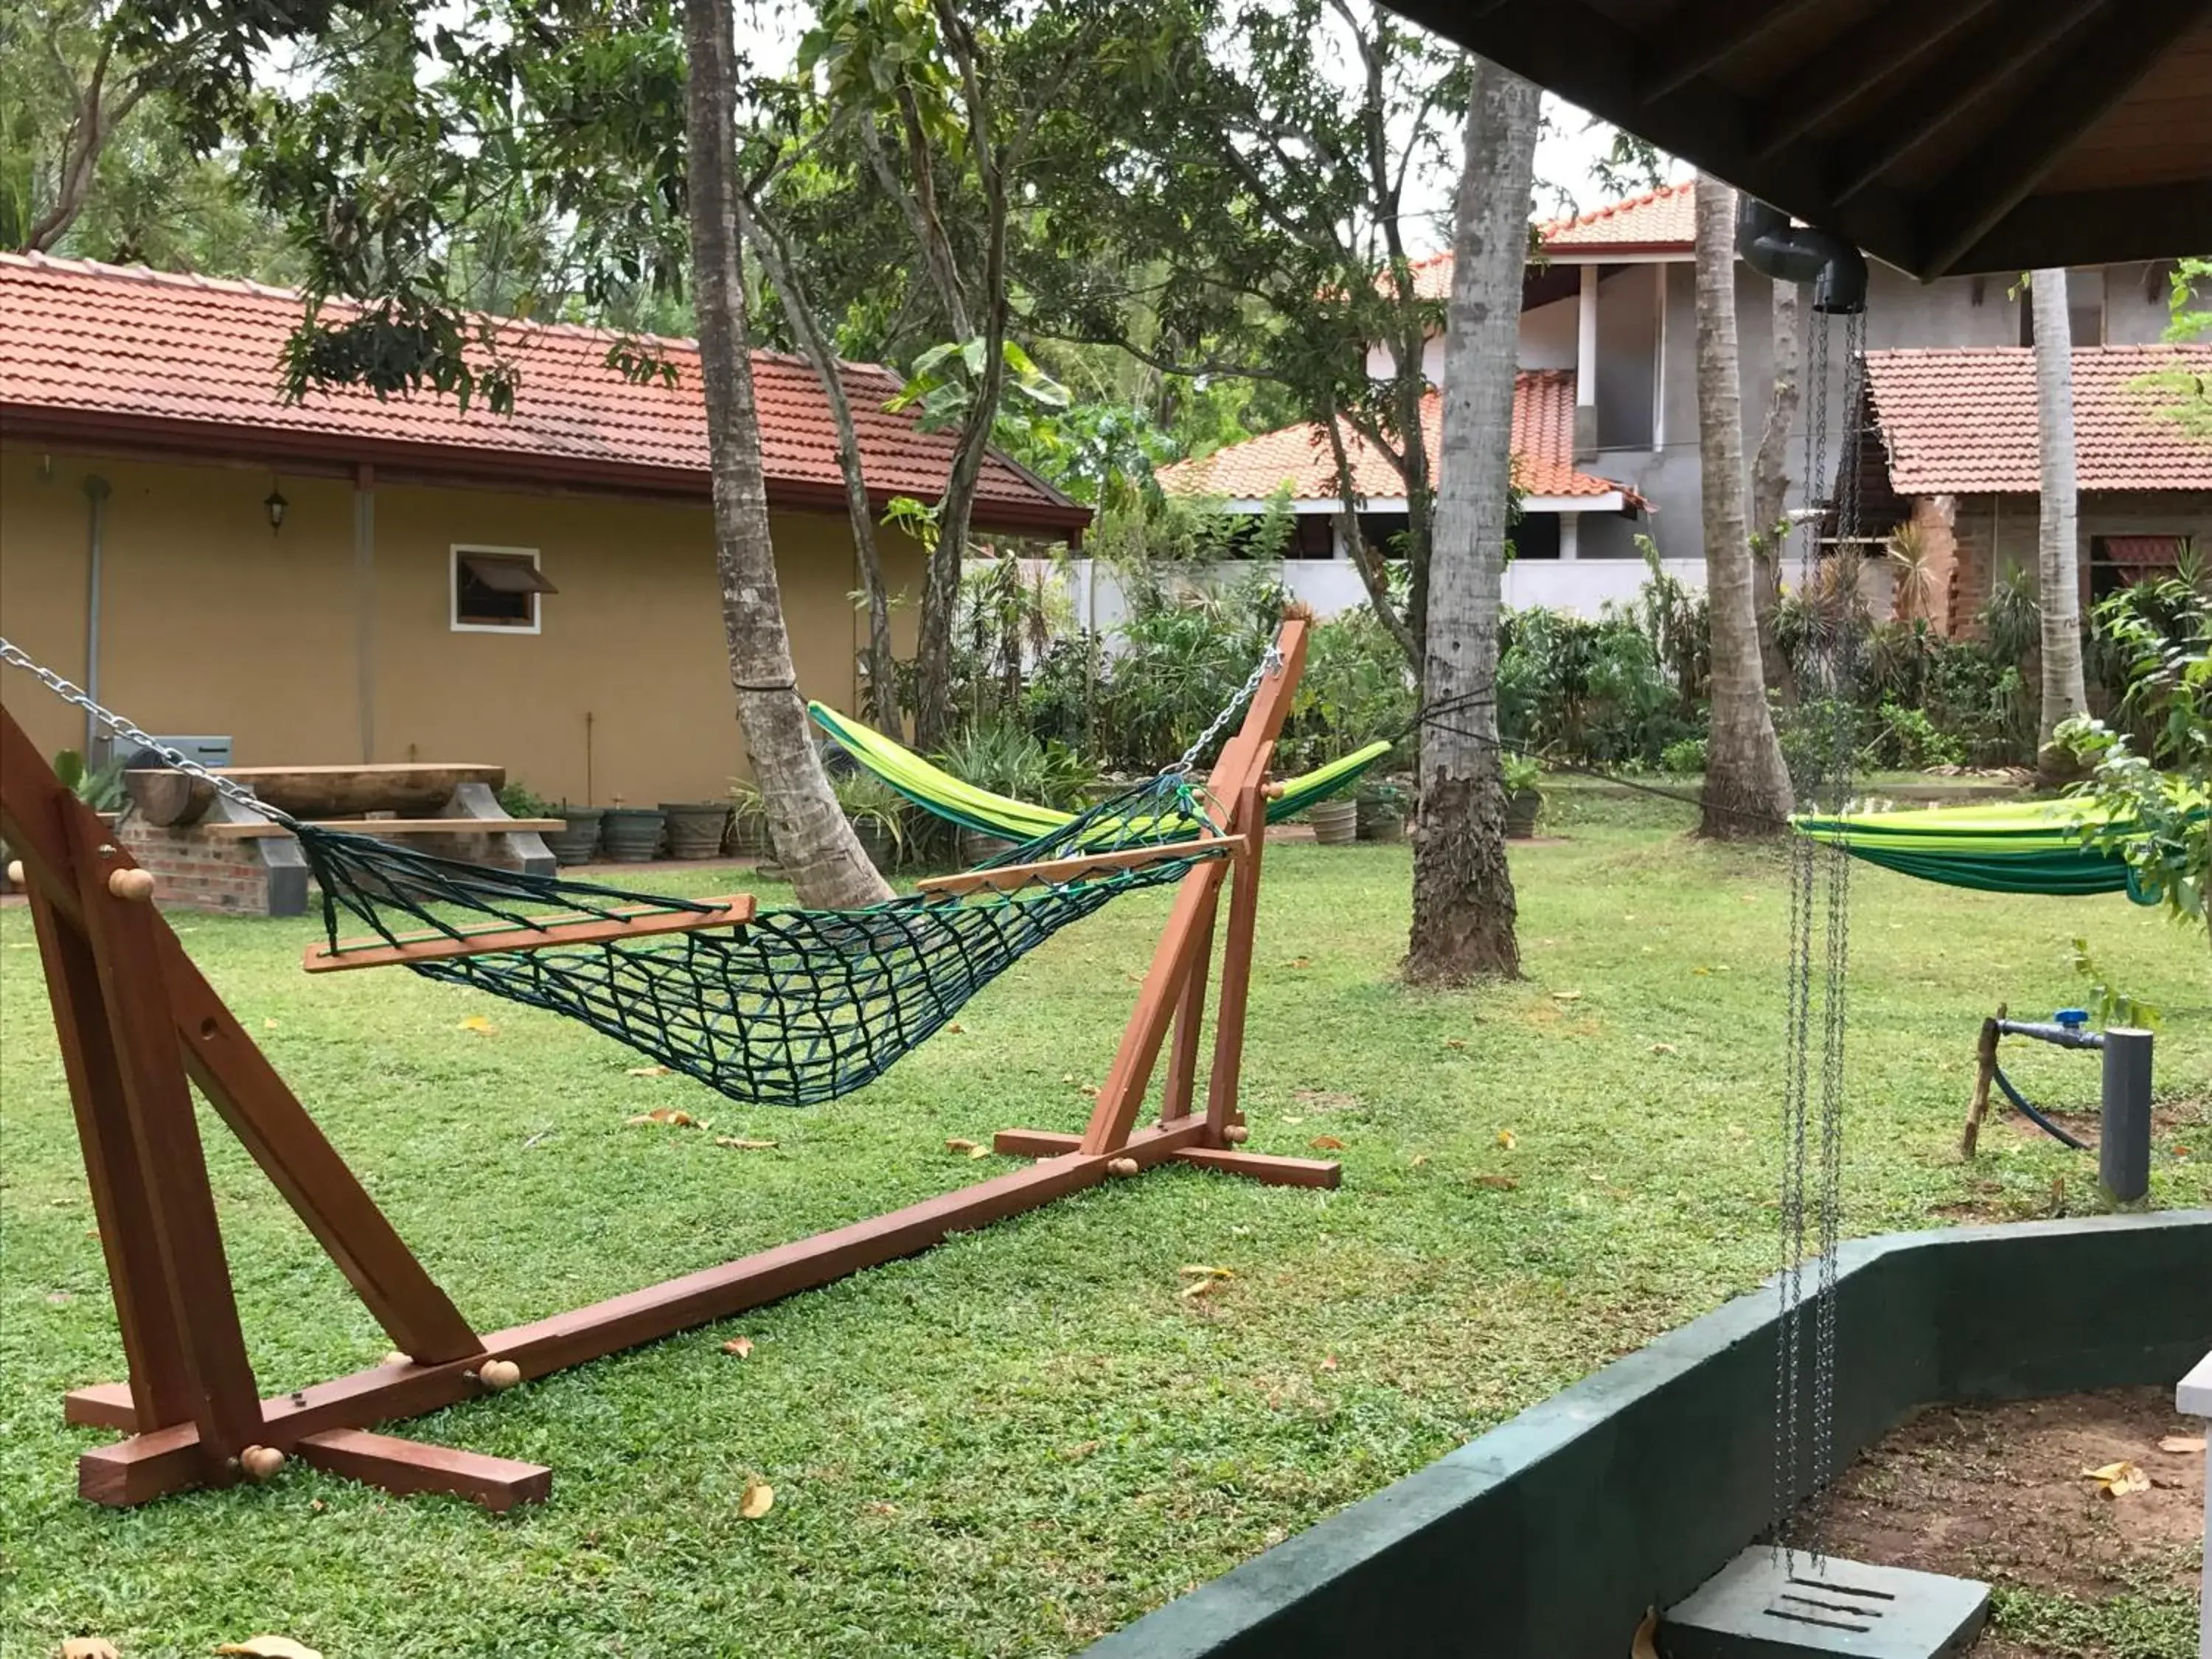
1576, 263, 1600, 460
1559, 512, 1580, 563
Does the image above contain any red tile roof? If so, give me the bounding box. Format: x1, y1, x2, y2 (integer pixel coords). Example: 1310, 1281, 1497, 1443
1155, 373, 1644, 507
1863, 346, 2212, 495
0, 253, 1086, 532
1537, 180, 1697, 254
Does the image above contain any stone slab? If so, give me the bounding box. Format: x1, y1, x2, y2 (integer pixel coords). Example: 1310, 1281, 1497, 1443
1663, 1549, 1988, 1659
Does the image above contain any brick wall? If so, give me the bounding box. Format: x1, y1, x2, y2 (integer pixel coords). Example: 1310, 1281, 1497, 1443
1947, 490, 2212, 638
117, 818, 281, 915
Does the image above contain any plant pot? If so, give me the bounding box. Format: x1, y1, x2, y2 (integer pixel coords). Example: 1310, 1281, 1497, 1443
660, 802, 731, 860
1357, 811, 1405, 844
1504, 789, 1543, 841
599, 807, 667, 862
1308, 797, 1359, 846
959, 827, 1018, 869
541, 808, 604, 866
725, 812, 773, 859
852, 817, 900, 873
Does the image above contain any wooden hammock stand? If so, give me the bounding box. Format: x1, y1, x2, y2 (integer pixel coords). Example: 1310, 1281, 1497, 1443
1, 615, 1335, 1512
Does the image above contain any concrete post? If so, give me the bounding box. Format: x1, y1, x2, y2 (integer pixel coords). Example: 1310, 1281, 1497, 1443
2099, 1027, 2153, 1203
1576, 263, 1599, 459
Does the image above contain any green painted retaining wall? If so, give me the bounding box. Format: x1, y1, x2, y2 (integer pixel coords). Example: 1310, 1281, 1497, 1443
1085, 1212, 2212, 1659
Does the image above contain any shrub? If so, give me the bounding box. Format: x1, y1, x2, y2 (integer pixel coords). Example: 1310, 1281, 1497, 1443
1859, 702, 1965, 771
1660, 737, 1708, 776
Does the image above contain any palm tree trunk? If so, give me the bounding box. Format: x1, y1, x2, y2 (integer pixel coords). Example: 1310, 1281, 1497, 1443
1405, 58, 1539, 985
684, 0, 891, 908
1749, 276, 1800, 700
2031, 267, 2088, 780
1693, 175, 1794, 840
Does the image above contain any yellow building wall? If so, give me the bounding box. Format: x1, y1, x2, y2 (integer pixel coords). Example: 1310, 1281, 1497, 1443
0, 446, 924, 805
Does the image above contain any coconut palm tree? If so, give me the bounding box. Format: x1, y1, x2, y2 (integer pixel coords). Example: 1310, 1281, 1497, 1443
2029, 268, 2088, 782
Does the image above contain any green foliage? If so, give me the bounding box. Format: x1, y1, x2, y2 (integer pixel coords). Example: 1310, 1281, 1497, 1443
1287, 601, 1416, 771
934, 717, 1096, 810
496, 779, 552, 819
1497, 606, 1698, 768
1498, 751, 1543, 796
2137, 255, 2211, 439
2059, 574, 2211, 942
1659, 737, 1707, 776
2067, 938, 2160, 1032
1858, 703, 1964, 772
831, 769, 909, 861
51, 748, 126, 812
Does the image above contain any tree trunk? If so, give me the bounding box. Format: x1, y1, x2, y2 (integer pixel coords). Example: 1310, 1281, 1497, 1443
684, 0, 891, 908
739, 197, 904, 735
1692, 175, 1794, 841
1405, 58, 1539, 986
2031, 267, 2088, 781
1748, 275, 1800, 700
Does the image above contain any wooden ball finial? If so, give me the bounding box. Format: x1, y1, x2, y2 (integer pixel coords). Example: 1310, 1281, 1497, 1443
476, 1357, 523, 1391
4, 860, 22, 888
238, 1444, 286, 1481
107, 867, 156, 902
1106, 1157, 1140, 1178
1222, 1124, 1251, 1144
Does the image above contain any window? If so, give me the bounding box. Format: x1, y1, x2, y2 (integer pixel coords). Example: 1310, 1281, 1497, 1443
451, 546, 556, 633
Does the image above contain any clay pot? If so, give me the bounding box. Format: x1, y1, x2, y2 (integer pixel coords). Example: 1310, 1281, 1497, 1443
660, 802, 731, 860
1308, 798, 1359, 846
1504, 789, 1543, 841
599, 807, 667, 862
542, 808, 603, 866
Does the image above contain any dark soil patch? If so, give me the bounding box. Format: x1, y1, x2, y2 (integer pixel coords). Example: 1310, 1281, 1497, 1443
2008, 1096, 2210, 1157
1804, 1388, 2204, 1652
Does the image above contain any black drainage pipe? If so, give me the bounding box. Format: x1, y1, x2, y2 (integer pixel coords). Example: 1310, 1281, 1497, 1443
1736, 196, 1867, 316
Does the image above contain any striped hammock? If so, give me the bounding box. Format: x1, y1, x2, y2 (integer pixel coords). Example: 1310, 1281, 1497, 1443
1790, 798, 2157, 902
809, 703, 1391, 843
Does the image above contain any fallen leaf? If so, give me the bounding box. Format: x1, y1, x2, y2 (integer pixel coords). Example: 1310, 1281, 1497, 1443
1691, 966, 1712, 977
945, 1021, 963, 1034
1650, 1043, 1677, 1056
1551, 990, 1583, 1002
1319, 1354, 1338, 1371
1472, 1175, 1518, 1191
739, 1479, 775, 1519
945, 1138, 980, 1152
625, 1065, 671, 1077
61, 1639, 120, 1659
1178, 1265, 1234, 1279
1060, 1439, 1101, 1461
215, 1639, 323, 1659
1443, 1037, 1467, 1051
262, 1018, 279, 1031
1408, 1154, 1429, 1169
1284, 956, 1312, 970
1310, 1135, 1345, 1151
966, 1142, 991, 1158
1630, 1607, 1660, 1659
1061, 1074, 1076, 1085
1495, 1129, 1517, 1150
2157, 1434, 2205, 1454
862, 1500, 901, 1516
456, 1015, 497, 1035
722, 1338, 754, 1359
2082, 1459, 2151, 1496
1180, 1277, 1222, 1300
625, 1109, 698, 1127
714, 1137, 777, 1150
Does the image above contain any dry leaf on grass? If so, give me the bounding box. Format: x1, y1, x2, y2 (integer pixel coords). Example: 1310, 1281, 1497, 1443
2082, 1459, 2151, 1496
625, 1109, 700, 1127
1180, 1277, 1223, 1300
1178, 1265, 1233, 1280
1283, 956, 1312, 970
945, 1021, 964, 1034
455, 1015, 498, 1035
60, 1639, 120, 1659
625, 1065, 671, 1077
944, 1138, 991, 1158
1319, 1354, 1338, 1371
1310, 1135, 1345, 1151
1443, 1037, 1467, 1051
722, 1338, 754, 1359
1472, 1174, 1519, 1191
1552, 990, 1583, 1002
739, 1479, 775, 1518
1650, 1043, 1677, 1056
863, 1500, 901, 1515
1408, 1154, 1429, 1169
215, 1639, 323, 1659
2157, 1434, 2205, 1454
1495, 1129, 1517, 1150
714, 1138, 777, 1150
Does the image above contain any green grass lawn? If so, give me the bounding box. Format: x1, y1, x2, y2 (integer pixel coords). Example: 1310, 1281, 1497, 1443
3, 796, 2205, 1659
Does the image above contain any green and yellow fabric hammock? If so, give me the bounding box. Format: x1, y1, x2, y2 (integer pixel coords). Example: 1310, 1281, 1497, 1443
808, 702, 1391, 843
1791, 798, 2156, 902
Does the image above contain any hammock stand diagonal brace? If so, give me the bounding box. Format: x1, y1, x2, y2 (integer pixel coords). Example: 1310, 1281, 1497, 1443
2, 613, 1333, 1514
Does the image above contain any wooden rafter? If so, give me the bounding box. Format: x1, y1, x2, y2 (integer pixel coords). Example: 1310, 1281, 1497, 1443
1747, 0, 2006, 161
1637, 0, 1826, 103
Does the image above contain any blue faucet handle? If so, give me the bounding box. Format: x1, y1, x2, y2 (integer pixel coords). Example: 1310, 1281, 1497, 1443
2053, 1007, 2090, 1030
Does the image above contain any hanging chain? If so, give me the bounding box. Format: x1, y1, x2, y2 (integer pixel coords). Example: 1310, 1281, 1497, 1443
0, 636, 293, 822
1169, 642, 1284, 776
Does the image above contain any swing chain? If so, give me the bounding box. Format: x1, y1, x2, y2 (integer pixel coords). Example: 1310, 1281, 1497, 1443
1167, 642, 1284, 776
0, 636, 293, 821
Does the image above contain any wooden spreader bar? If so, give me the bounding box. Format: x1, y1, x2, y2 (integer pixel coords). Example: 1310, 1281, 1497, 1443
304, 896, 757, 973
206, 816, 566, 841
914, 833, 1241, 897
2, 614, 1333, 1513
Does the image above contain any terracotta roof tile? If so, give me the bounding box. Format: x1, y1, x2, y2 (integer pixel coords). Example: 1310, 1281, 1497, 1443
0, 252, 1086, 531
1155, 373, 1644, 507
1537, 179, 1697, 254
1863, 345, 2212, 495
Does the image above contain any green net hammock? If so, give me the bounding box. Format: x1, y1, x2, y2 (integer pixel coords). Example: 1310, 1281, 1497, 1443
293, 768, 1232, 1107
1790, 798, 2160, 901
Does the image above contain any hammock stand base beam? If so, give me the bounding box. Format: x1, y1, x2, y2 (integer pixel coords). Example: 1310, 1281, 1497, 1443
990, 1129, 1341, 1189
3, 614, 1331, 1513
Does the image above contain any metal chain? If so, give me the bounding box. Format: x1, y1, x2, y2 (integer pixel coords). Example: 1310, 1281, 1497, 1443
1169, 643, 1285, 776
0, 636, 293, 822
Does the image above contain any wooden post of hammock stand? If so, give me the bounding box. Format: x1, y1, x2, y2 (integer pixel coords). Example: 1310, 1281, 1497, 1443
5, 619, 1334, 1514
